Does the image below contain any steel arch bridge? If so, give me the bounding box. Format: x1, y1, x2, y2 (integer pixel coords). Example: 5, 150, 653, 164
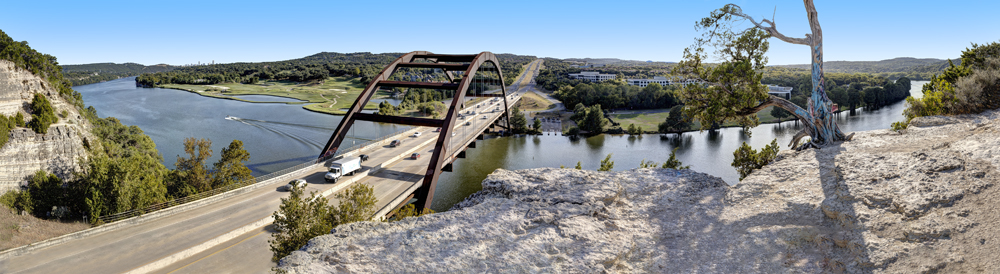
319, 51, 512, 211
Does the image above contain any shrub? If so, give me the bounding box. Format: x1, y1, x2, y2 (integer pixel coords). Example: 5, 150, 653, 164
14, 112, 25, 127
598, 153, 614, 171
905, 41, 1000, 120
0, 190, 32, 215
28, 93, 57, 134
661, 147, 690, 170
890, 121, 909, 132
732, 139, 780, 180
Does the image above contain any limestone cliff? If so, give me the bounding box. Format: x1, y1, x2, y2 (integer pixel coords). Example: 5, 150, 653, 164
277, 110, 1000, 273
0, 60, 92, 192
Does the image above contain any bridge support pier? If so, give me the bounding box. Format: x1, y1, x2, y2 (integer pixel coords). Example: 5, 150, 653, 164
457, 150, 466, 158
468, 141, 476, 148
442, 163, 453, 172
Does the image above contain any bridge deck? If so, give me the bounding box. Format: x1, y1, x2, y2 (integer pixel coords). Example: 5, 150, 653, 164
0, 59, 543, 274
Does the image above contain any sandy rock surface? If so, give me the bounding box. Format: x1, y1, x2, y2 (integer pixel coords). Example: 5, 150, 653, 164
0, 60, 92, 192
278, 111, 1000, 273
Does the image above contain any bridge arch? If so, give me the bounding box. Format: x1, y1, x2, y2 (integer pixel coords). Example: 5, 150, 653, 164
319, 51, 512, 212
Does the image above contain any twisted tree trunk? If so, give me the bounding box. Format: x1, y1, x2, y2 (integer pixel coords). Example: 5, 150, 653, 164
728, 0, 852, 148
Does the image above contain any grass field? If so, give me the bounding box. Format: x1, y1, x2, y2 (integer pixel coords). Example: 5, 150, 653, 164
515, 91, 554, 112
161, 76, 381, 115
610, 106, 795, 133
1, 209, 89, 251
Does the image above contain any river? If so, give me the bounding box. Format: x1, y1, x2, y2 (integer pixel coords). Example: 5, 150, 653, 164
76, 77, 927, 212
75, 77, 410, 176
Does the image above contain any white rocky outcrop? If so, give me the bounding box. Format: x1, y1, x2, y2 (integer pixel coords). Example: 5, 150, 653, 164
278, 110, 1000, 273
0, 60, 92, 192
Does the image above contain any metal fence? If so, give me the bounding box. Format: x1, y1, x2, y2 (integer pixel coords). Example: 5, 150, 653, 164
97, 126, 415, 225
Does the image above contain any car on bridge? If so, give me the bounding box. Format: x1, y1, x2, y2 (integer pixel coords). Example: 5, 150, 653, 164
390, 139, 403, 147
481, 115, 488, 119
359, 154, 369, 161
411, 153, 420, 159
465, 121, 471, 126
412, 131, 422, 137
434, 128, 441, 132
282, 179, 306, 191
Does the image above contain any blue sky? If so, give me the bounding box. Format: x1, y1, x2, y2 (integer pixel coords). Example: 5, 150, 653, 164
2, 0, 997, 66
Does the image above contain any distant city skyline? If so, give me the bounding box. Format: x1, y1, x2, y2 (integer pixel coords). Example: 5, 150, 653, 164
2, 0, 996, 66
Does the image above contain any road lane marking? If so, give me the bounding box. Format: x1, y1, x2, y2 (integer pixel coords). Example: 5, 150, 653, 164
166, 230, 268, 274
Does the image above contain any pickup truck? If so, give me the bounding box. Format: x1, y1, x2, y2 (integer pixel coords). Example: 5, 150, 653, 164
325, 156, 362, 183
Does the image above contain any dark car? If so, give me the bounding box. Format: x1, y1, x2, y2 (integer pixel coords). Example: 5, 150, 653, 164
390, 139, 402, 147
411, 153, 420, 159
359, 154, 369, 161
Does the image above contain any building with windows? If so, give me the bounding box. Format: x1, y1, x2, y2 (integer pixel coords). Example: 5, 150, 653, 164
568, 71, 616, 82
766, 85, 793, 99
626, 76, 672, 87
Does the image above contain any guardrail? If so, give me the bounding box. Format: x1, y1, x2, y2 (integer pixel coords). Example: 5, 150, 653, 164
97, 126, 415, 224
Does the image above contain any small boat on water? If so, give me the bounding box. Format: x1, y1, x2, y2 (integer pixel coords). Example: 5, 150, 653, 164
225, 115, 238, 120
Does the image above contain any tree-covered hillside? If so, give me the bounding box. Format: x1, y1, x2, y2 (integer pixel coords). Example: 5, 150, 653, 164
136, 52, 535, 88
62, 62, 177, 86
776, 57, 953, 80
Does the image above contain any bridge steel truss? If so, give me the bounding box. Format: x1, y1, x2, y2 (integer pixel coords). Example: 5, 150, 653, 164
319, 51, 511, 211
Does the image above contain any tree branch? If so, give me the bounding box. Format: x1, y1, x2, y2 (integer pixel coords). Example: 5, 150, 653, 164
724, 4, 810, 45
735, 94, 808, 122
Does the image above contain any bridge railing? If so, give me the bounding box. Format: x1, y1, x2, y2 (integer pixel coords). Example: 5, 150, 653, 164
97, 126, 415, 225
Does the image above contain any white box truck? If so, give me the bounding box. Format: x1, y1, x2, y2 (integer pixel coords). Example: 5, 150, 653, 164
325, 156, 362, 183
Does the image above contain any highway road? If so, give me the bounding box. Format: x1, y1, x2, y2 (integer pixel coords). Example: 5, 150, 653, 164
2, 59, 541, 274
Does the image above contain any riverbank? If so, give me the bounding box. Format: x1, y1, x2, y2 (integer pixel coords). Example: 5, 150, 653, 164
278, 109, 1000, 273
158, 76, 382, 115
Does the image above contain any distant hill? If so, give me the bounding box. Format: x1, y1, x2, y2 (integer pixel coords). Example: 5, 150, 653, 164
774, 57, 955, 80
62, 62, 178, 86
564, 58, 675, 67
135, 52, 537, 88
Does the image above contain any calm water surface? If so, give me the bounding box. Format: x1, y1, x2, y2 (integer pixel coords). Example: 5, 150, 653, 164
76, 77, 408, 176
76, 77, 926, 211
430, 81, 928, 211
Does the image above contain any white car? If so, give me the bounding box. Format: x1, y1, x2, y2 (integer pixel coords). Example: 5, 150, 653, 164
481, 115, 488, 119
412, 131, 422, 137
283, 179, 307, 191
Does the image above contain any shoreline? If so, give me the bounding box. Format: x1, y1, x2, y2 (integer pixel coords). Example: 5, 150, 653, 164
153, 85, 378, 116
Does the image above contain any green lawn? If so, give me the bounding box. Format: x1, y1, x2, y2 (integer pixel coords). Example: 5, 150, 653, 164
161, 76, 382, 115
610, 106, 795, 133
610, 111, 669, 132
515, 91, 555, 112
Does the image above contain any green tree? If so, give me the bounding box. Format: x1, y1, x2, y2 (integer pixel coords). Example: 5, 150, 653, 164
510, 106, 528, 133
661, 148, 690, 170
269, 182, 331, 261
14, 112, 25, 127
575, 161, 582, 170
770, 106, 790, 120
0, 189, 33, 215
598, 153, 614, 171
28, 170, 63, 218
659, 105, 692, 133
731, 139, 780, 180
570, 103, 587, 122
173, 138, 213, 193
678, 1, 850, 148
212, 140, 255, 189
533, 117, 541, 131
580, 104, 607, 133
28, 93, 57, 134
329, 183, 377, 225
566, 127, 581, 136
627, 124, 640, 135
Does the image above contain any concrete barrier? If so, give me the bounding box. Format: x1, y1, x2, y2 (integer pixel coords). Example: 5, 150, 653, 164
123, 130, 437, 274
0, 128, 421, 261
